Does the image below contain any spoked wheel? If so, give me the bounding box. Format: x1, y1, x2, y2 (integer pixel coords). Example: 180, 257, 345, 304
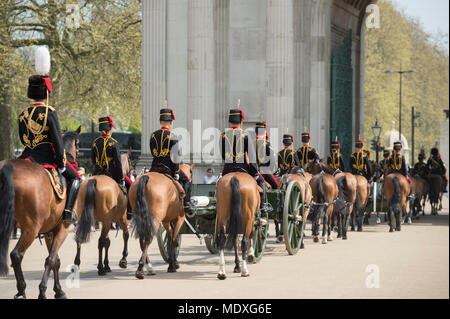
283, 180, 304, 255
249, 211, 269, 264
156, 225, 181, 263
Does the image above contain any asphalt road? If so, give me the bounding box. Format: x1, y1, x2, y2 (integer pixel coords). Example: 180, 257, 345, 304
0, 197, 448, 299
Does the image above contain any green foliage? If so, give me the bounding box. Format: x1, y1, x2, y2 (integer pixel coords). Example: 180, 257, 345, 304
364, 0, 449, 162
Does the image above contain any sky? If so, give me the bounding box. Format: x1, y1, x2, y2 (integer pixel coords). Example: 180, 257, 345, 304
393, 0, 449, 35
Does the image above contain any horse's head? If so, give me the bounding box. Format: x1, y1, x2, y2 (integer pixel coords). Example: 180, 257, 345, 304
121, 148, 132, 177
62, 126, 81, 161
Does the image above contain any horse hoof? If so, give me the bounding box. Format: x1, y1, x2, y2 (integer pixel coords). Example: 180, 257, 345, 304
234, 267, 241, 273
396, 227, 401, 232
327, 236, 333, 242
55, 291, 67, 299
217, 273, 227, 280
119, 259, 127, 269
300, 242, 305, 249
350, 227, 355, 232
389, 228, 394, 233
135, 270, 145, 279
247, 255, 255, 264
241, 272, 250, 277
174, 262, 180, 270
104, 266, 111, 273
167, 266, 177, 273
357, 228, 362, 232
342, 236, 347, 240
14, 293, 26, 299
38, 294, 47, 300
313, 237, 319, 243
98, 269, 106, 276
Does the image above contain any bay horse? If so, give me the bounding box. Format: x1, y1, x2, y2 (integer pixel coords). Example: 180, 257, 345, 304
382, 173, 409, 232
73, 175, 129, 275
305, 162, 357, 240
215, 172, 260, 279
350, 175, 371, 232
128, 163, 194, 278
408, 175, 429, 219
427, 174, 445, 215
309, 173, 338, 244
0, 129, 80, 299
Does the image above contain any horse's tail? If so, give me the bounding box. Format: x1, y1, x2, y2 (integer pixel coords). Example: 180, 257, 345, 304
225, 177, 242, 250
311, 175, 326, 220
390, 176, 402, 214
0, 163, 15, 276
335, 176, 349, 215
75, 179, 97, 244
133, 175, 156, 242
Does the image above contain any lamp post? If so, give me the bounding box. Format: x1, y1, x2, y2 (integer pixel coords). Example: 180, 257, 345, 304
371, 118, 382, 164
385, 67, 416, 140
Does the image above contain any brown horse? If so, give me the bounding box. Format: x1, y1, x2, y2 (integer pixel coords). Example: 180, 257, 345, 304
408, 175, 429, 219
427, 174, 445, 215
0, 130, 80, 299
128, 163, 193, 278
309, 173, 338, 244
305, 162, 357, 240
350, 175, 371, 232
382, 173, 409, 232
121, 148, 132, 178
215, 172, 260, 279
73, 175, 129, 275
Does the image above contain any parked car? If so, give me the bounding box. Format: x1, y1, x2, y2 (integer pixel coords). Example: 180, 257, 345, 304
78, 131, 141, 160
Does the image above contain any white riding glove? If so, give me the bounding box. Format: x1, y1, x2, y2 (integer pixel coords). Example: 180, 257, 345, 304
174, 174, 180, 181
58, 167, 66, 174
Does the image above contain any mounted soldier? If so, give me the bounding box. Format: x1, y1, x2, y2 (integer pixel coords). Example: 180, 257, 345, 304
149, 107, 193, 214
387, 141, 414, 199
220, 108, 267, 212
327, 138, 345, 171
18, 47, 79, 224
379, 149, 390, 177
413, 152, 429, 179
255, 121, 278, 189
350, 139, 372, 181
427, 147, 448, 193
277, 134, 300, 176
296, 132, 319, 169
91, 116, 129, 192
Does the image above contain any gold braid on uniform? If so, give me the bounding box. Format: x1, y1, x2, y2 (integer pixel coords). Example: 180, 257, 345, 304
391, 154, 402, 170
353, 152, 364, 171
223, 129, 245, 162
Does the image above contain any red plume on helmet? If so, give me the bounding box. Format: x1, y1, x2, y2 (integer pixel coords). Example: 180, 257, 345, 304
239, 109, 245, 121
108, 116, 114, 128
171, 109, 175, 120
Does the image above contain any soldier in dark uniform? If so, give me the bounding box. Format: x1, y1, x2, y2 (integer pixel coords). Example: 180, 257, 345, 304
427, 147, 448, 192
149, 108, 193, 214
220, 109, 267, 211
379, 149, 390, 177
91, 116, 126, 189
387, 141, 413, 199
327, 139, 345, 171
18, 73, 79, 223
350, 139, 372, 180
296, 132, 320, 169
255, 122, 278, 189
277, 134, 300, 176
413, 153, 429, 179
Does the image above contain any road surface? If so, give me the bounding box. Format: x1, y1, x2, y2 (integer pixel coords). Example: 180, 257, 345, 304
0, 197, 448, 299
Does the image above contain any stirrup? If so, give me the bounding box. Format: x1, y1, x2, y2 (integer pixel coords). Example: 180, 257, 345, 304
63, 209, 77, 224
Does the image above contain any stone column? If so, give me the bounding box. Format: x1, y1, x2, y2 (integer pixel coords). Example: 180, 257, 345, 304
293, 0, 312, 137
265, 0, 295, 145
214, 0, 230, 131
138, 0, 167, 169
310, 0, 332, 157
187, 0, 215, 163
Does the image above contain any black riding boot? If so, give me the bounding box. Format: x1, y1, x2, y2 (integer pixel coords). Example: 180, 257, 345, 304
63, 179, 80, 224
256, 175, 267, 212
407, 180, 415, 200
181, 178, 194, 218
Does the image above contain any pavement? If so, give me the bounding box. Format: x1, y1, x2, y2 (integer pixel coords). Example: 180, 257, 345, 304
0, 197, 448, 299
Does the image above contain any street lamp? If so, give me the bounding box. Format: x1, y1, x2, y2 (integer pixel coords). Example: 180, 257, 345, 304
385, 67, 416, 139
371, 118, 382, 164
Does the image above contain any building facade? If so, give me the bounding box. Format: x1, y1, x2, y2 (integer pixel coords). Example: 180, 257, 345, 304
139, 0, 376, 183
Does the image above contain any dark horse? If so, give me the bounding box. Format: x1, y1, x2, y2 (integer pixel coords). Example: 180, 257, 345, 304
427, 174, 445, 216
382, 173, 409, 232
0, 129, 80, 299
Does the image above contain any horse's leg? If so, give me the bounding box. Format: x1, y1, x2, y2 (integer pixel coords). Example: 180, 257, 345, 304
321, 211, 327, 244
217, 227, 227, 280
38, 225, 69, 299
97, 225, 109, 275
10, 230, 35, 299
103, 234, 111, 273
233, 237, 240, 273
342, 214, 349, 240
74, 241, 81, 268
136, 237, 152, 279
388, 208, 394, 232
166, 222, 178, 273
43, 236, 65, 299
119, 219, 129, 269
337, 214, 342, 238
170, 217, 184, 270
274, 219, 283, 243
327, 211, 333, 242
240, 235, 250, 277
357, 207, 363, 232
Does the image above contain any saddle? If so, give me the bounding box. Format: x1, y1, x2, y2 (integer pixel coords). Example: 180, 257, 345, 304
44, 168, 66, 200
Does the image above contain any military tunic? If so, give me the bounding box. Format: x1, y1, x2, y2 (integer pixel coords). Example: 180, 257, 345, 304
220, 128, 258, 176
277, 148, 300, 176
18, 103, 66, 169
379, 158, 390, 176
387, 153, 407, 176
350, 151, 371, 179
327, 152, 345, 171
91, 134, 124, 183
256, 137, 278, 189
150, 127, 179, 176
413, 161, 428, 178
296, 145, 319, 168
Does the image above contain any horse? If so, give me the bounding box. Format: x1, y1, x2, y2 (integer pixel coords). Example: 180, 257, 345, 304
305, 162, 357, 240
427, 174, 445, 215
382, 173, 410, 232
308, 173, 338, 244
73, 174, 129, 275
121, 148, 132, 180
350, 175, 371, 232
408, 175, 429, 219
0, 129, 80, 299
128, 163, 194, 278
215, 172, 260, 279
